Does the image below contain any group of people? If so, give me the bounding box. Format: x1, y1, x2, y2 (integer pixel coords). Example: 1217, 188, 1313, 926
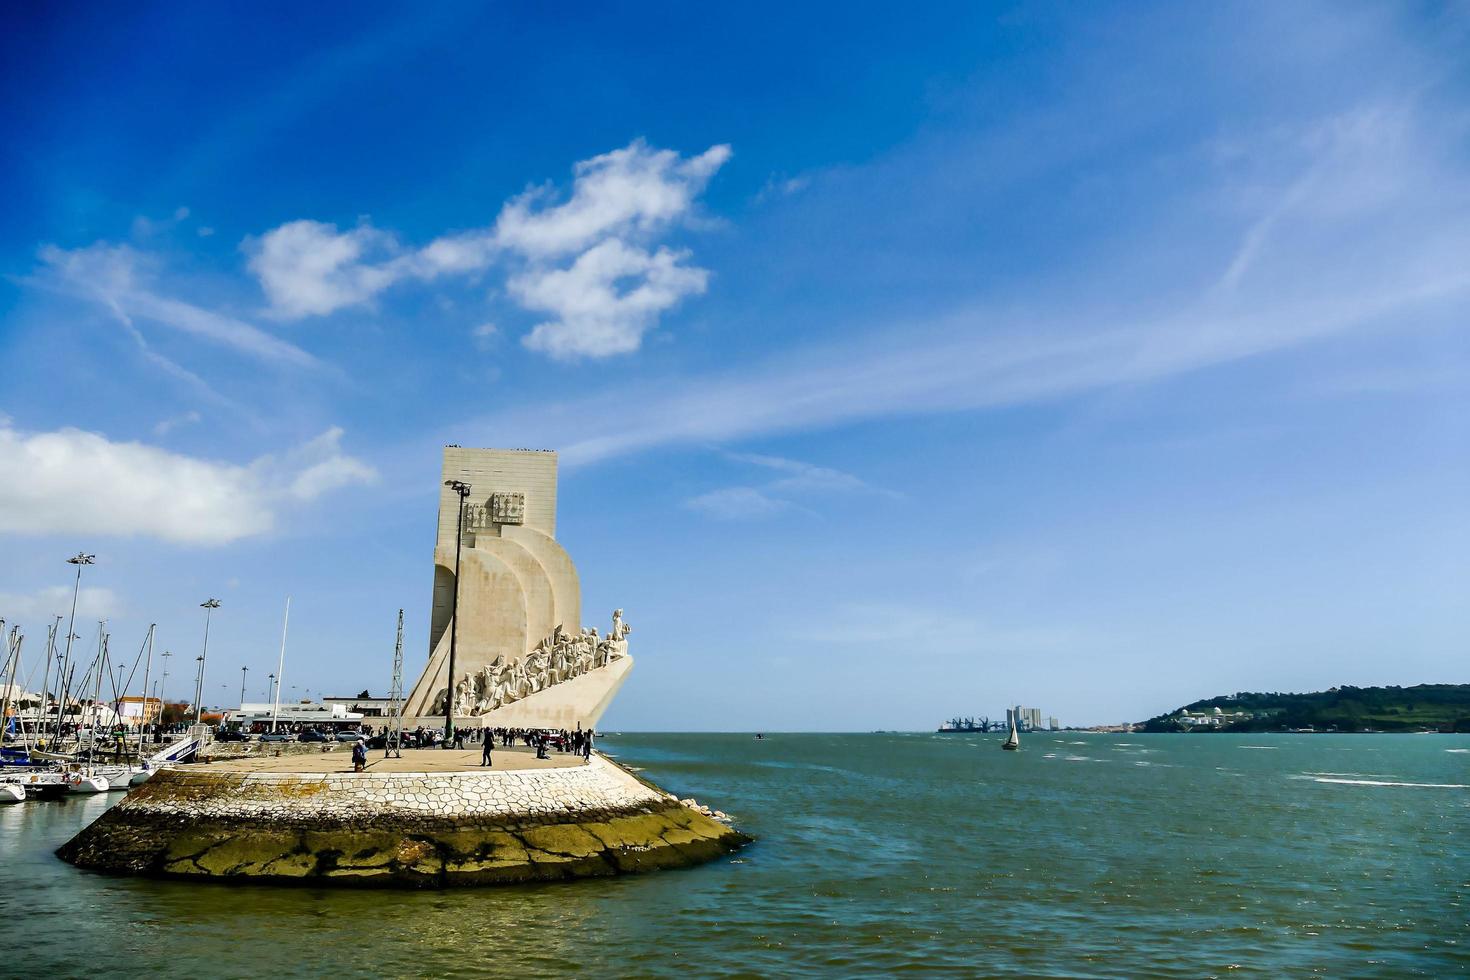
488, 726, 596, 761
382, 724, 596, 768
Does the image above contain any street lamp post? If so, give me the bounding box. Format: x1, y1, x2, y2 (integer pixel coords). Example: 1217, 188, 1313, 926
194, 598, 220, 725
239, 666, 249, 707
192, 656, 204, 723
442, 479, 472, 746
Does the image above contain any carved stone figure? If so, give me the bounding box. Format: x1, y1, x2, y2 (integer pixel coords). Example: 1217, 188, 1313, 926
490, 491, 525, 524
434, 605, 634, 717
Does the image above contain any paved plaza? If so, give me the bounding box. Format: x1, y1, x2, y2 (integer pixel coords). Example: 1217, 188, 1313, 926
204, 745, 587, 774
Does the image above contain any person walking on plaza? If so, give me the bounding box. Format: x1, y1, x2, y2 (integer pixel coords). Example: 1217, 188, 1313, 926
454, 727, 466, 750
351, 738, 368, 773
582, 729, 593, 761
481, 731, 493, 767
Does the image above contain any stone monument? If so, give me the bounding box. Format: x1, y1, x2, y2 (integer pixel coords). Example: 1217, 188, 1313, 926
55, 445, 749, 888
403, 447, 633, 729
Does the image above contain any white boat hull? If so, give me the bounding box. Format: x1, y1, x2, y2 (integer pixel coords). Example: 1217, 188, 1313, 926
93, 765, 147, 789
0, 783, 24, 803
66, 774, 110, 793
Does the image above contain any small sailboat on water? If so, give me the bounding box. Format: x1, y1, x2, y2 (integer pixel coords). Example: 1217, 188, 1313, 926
1002, 714, 1019, 751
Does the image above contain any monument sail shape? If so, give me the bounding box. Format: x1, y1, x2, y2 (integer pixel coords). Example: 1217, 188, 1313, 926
403, 447, 633, 729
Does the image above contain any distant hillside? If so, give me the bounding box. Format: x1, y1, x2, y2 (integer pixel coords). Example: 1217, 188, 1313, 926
1139, 684, 1470, 733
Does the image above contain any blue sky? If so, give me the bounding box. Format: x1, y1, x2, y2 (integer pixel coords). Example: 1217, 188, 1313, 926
1, 3, 1466, 729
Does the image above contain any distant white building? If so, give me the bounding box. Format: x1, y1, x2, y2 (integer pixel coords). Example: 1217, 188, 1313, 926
1009, 706, 1046, 732
321, 695, 395, 718
224, 701, 364, 730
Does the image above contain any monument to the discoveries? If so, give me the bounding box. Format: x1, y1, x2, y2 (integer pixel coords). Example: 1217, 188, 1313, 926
57, 446, 748, 887
403, 447, 633, 730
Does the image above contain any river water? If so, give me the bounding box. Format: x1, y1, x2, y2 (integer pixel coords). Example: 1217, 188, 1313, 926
2, 733, 1466, 977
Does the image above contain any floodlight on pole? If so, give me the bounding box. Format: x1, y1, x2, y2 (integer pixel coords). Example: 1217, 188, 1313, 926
195, 599, 220, 725
53, 553, 94, 747
443, 479, 472, 745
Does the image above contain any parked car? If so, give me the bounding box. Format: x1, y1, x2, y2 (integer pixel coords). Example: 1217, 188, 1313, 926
334, 729, 363, 743
214, 728, 250, 742
259, 731, 294, 743
298, 729, 329, 743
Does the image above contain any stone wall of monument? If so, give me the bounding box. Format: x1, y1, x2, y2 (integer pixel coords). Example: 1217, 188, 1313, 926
438, 447, 558, 544
405, 446, 626, 726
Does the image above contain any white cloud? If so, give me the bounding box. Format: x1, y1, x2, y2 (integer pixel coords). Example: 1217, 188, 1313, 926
0, 423, 377, 545
0, 585, 118, 624
494, 140, 731, 258
515, 240, 709, 358
246, 220, 400, 319
242, 140, 730, 358
270, 427, 379, 501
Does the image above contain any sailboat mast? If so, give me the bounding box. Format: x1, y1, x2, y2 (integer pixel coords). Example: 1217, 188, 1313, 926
139, 624, 155, 750
36, 619, 58, 750
1, 627, 18, 748
271, 597, 290, 734
89, 628, 108, 768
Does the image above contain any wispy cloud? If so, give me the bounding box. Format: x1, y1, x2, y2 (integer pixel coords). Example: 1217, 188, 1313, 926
683, 452, 899, 520
35, 242, 317, 369
684, 486, 791, 520
153, 410, 203, 437
472, 101, 1470, 466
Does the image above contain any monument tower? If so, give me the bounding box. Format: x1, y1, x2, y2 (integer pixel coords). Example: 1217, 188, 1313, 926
403, 447, 633, 728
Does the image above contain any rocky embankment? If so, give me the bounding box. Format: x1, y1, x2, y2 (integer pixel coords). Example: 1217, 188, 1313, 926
58, 756, 749, 887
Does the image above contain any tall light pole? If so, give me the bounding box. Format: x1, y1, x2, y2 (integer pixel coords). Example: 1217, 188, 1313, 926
443, 479, 472, 745
239, 666, 249, 707
192, 655, 205, 723
160, 650, 172, 703
55, 553, 94, 743
194, 598, 220, 725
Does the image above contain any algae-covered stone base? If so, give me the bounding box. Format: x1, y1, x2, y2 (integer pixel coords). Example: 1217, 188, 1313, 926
56, 758, 750, 888
58, 803, 746, 887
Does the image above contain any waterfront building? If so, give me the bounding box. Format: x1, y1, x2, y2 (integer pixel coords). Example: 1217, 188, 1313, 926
114, 696, 163, 726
